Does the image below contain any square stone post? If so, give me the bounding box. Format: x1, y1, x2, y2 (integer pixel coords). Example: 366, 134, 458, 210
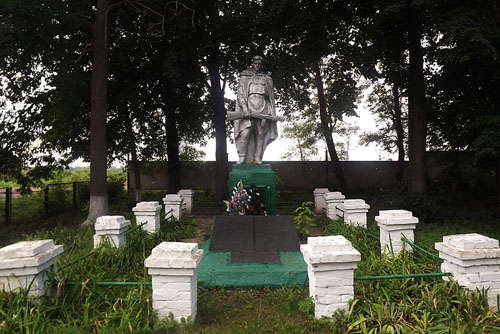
435, 233, 500, 311
337, 199, 370, 228
94, 216, 131, 248
178, 189, 194, 215
375, 210, 419, 256
163, 194, 184, 220
301, 236, 361, 318
313, 188, 329, 214
324, 192, 345, 220
0, 240, 64, 296
145, 242, 204, 321
132, 201, 162, 234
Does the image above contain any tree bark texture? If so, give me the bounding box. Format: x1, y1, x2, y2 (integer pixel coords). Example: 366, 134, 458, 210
407, 1, 428, 193
164, 85, 181, 194
124, 112, 142, 203
314, 62, 347, 193
392, 84, 405, 183
85, 0, 110, 224
206, 5, 228, 201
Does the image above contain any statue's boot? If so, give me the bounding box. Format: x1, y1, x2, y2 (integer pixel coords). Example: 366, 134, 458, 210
238, 155, 246, 164
254, 139, 264, 164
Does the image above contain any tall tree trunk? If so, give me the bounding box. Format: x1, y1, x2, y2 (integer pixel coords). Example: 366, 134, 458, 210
206, 3, 228, 202
392, 84, 405, 183
164, 86, 181, 193
314, 62, 346, 193
407, 1, 428, 193
84, 0, 110, 225
124, 111, 141, 202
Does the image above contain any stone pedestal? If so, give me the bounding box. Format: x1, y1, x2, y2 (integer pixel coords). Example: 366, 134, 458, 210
324, 192, 345, 220
178, 189, 194, 215
229, 164, 277, 215
0, 239, 64, 296
313, 188, 329, 214
337, 199, 370, 227
145, 242, 204, 321
301, 236, 361, 318
435, 233, 500, 311
163, 194, 184, 220
94, 216, 131, 248
375, 210, 419, 256
132, 201, 162, 234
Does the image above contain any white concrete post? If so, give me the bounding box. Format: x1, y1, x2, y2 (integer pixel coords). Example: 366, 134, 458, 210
337, 199, 370, 228
145, 242, 204, 321
301, 236, 361, 318
132, 201, 162, 234
324, 192, 345, 220
435, 233, 500, 311
313, 188, 329, 214
163, 194, 184, 220
178, 189, 194, 215
94, 216, 131, 248
0, 240, 64, 296
375, 210, 419, 256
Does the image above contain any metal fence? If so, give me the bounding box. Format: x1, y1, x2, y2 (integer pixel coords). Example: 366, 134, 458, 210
0, 181, 125, 224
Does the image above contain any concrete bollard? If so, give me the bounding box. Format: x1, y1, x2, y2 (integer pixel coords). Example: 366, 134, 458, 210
324, 192, 345, 220
94, 216, 131, 248
0, 239, 64, 296
301, 236, 361, 318
375, 210, 419, 256
163, 194, 184, 220
313, 188, 329, 214
337, 199, 370, 228
435, 233, 500, 311
178, 189, 194, 215
145, 242, 204, 321
132, 201, 162, 234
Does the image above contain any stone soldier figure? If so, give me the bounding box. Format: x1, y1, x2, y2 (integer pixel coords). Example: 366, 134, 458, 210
228, 55, 280, 164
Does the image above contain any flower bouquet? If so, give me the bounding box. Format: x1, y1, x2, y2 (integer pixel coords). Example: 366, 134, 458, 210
224, 180, 249, 215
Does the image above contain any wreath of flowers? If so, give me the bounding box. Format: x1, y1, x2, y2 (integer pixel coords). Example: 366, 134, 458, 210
224, 180, 249, 215
224, 180, 267, 216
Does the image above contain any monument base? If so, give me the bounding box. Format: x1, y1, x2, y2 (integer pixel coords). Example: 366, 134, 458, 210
229, 164, 276, 216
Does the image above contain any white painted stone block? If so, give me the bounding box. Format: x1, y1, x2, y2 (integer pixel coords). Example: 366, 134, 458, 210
323, 192, 345, 220
132, 201, 162, 234
435, 233, 500, 311
337, 199, 370, 228
163, 194, 184, 220
178, 189, 194, 215
0, 239, 64, 296
375, 210, 418, 256
301, 235, 361, 319
94, 216, 130, 248
145, 242, 204, 322
313, 188, 329, 214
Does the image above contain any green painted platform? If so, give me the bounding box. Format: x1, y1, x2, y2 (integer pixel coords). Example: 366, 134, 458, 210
229, 164, 277, 215
197, 239, 308, 288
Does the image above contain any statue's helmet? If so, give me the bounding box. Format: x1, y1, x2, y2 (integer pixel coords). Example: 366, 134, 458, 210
252, 55, 263, 62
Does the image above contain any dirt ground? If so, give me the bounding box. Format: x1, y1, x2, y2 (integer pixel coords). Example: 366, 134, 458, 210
180, 214, 216, 245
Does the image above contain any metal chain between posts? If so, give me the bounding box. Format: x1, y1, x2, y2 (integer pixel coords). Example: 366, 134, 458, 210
401, 236, 443, 261
354, 272, 451, 281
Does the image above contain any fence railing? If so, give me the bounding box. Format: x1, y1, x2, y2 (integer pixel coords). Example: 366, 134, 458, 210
0, 187, 13, 224
0, 181, 124, 224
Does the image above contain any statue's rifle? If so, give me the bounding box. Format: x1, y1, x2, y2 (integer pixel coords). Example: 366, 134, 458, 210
226, 111, 284, 122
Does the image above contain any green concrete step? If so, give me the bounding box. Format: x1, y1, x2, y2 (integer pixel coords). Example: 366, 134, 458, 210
197, 239, 308, 288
